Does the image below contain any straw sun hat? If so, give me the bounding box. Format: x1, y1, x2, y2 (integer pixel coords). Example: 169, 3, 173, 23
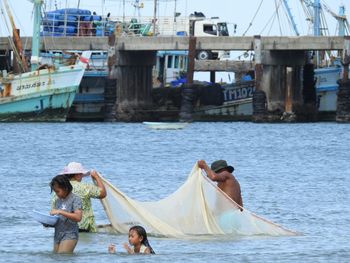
59, 162, 88, 175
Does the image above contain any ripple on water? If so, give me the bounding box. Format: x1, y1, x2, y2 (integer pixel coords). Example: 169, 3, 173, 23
0, 122, 349, 262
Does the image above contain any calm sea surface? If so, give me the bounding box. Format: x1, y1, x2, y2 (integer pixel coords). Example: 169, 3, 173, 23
0, 122, 349, 263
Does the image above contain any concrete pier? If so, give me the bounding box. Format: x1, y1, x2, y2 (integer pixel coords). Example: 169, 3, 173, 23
1, 35, 349, 122
336, 36, 350, 122
113, 50, 156, 121
104, 35, 156, 121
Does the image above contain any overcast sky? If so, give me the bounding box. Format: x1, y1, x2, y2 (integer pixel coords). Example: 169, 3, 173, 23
1, 0, 349, 37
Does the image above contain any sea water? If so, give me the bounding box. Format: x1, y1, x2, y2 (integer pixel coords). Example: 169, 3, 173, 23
0, 122, 349, 263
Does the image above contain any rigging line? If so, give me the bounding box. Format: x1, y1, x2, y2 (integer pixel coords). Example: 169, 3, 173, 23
242, 0, 264, 36
299, 0, 312, 34
281, 5, 294, 34
319, 5, 328, 36
266, 10, 278, 35
275, 0, 283, 35
259, 12, 275, 35
259, 2, 283, 36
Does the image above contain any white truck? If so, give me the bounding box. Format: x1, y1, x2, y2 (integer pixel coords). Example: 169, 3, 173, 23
186, 12, 231, 60
117, 12, 233, 60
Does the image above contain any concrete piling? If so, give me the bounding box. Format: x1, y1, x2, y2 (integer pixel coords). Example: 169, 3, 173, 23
336, 36, 350, 123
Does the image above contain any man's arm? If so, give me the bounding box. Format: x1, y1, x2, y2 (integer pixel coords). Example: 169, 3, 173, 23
90, 170, 107, 198
197, 160, 226, 182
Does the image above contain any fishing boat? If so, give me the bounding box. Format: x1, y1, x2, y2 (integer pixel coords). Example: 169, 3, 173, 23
0, 0, 90, 121
194, 1, 350, 121
283, 0, 348, 119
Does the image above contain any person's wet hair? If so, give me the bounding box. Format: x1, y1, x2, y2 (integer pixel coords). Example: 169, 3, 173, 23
50, 174, 73, 194
65, 173, 78, 179
129, 225, 155, 254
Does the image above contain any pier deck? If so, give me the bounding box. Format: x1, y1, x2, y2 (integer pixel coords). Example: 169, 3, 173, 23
0, 36, 346, 51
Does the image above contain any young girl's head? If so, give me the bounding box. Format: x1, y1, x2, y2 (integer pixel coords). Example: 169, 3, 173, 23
50, 174, 73, 199
128, 225, 155, 254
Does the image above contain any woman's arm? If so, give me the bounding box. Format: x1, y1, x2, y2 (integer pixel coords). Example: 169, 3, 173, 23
90, 170, 107, 198
50, 208, 82, 222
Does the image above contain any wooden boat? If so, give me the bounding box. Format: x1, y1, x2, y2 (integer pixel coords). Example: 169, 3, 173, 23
0, 0, 90, 122
143, 121, 189, 130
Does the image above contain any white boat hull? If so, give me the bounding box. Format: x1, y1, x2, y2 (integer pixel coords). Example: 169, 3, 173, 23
0, 64, 85, 121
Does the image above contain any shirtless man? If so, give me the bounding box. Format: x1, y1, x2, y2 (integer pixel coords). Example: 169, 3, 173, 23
198, 160, 243, 209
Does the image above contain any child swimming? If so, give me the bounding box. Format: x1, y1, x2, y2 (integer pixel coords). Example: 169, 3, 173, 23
108, 225, 155, 254
50, 174, 82, 253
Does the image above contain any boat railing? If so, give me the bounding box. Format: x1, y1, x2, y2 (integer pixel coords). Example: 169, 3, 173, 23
39, 50, 108, 75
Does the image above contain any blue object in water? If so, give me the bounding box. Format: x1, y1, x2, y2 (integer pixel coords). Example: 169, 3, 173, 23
32, 210, 59, 226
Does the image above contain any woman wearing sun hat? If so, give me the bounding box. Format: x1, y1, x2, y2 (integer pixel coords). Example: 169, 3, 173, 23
51, 162, 107, 232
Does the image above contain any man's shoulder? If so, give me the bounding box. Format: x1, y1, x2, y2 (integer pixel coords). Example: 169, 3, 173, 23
227, 174, 240, 183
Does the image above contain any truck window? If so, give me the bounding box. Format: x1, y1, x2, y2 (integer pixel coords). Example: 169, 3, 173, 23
217, 23, 229, 36
203, 24, 217, 36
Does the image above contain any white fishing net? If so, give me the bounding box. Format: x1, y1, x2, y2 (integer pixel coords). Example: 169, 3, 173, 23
100, 163, 297, 238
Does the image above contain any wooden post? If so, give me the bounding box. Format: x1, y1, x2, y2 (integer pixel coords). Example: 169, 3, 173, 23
210, 71, 215, 83
254, 35, 262, 91
12, 29, 28, 73
342, 36, 350, 81
285, 67, 293, 113
187, 36, 196, 84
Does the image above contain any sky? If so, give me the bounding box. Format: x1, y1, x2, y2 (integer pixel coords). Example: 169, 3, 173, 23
1, 0, 349, 82
1, 0, 349, 37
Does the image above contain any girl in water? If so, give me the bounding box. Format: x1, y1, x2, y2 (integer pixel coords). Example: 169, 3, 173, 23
50, 174, 82, 253
108, 225, 155, 254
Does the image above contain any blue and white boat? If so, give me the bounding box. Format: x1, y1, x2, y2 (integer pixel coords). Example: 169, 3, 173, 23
0, 0, 89, 121
310, 1, 347, 118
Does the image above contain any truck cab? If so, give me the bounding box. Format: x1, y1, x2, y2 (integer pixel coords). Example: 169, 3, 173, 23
188, 12, 231, 60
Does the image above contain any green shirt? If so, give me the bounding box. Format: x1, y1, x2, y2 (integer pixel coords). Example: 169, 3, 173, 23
51, 180, 101, 232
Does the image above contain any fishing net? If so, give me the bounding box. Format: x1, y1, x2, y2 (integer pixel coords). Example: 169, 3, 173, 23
100, 163, 297, 238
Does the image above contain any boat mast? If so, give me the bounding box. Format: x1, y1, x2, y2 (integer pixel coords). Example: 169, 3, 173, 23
282, 0, 300, 36
2, 0, 29, 72
312, 0, 321, 66
338, 5, 346, 36
31, 0, 43, 71
313, 0, 321, 36
153, 0, 157, 36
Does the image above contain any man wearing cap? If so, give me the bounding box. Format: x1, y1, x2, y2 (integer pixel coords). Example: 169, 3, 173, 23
52, 162, 107, 232
198, 159, 243, 209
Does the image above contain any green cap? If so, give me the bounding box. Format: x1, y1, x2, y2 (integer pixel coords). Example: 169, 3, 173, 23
211, 160, 234, 173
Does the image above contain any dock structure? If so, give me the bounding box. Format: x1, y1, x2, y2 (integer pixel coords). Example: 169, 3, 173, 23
0, 35, 349, 122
